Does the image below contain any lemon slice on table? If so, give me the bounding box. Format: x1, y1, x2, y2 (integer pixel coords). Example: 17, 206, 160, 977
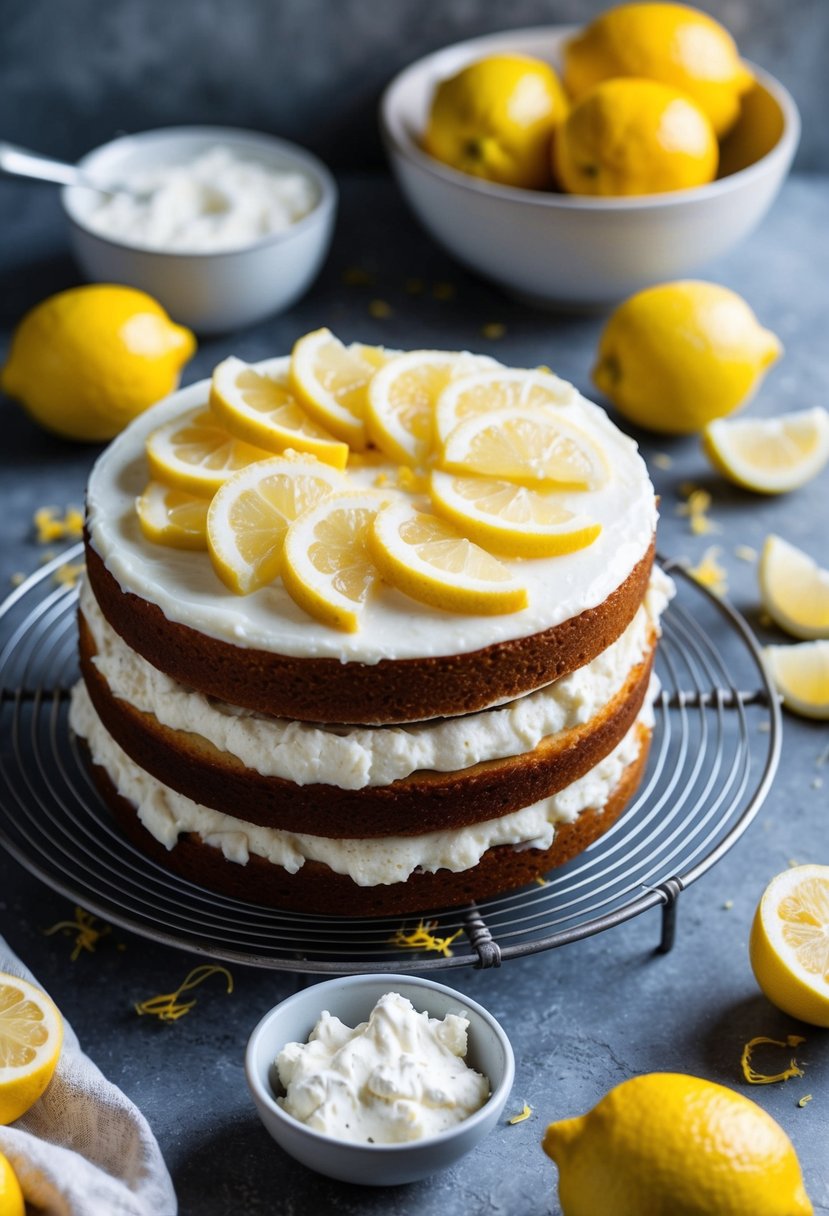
370, 502, 528, 616
429, 470, 601, 558
281, 492, 387, 632
440, 408, 608, 490
206, 456, 344, 595
136, 481, 209, 551
750, 864, 829, 1027
146, 406, 273, 497
290, 329, 394, 449
0, 972, 63, 1125
434, 367, 577, 444
763, 640, 829, 720
209, 356, 349, 470
760, 535, 829, 640
366, 349, 498, 466
703, 407, 829, 493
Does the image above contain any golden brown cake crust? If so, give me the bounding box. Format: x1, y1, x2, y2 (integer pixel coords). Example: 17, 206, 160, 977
84, 535, 655, 725
83, 725, 650, 916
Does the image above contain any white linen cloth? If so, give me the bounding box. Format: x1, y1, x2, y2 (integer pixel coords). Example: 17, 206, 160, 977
0, 936, 177, 1216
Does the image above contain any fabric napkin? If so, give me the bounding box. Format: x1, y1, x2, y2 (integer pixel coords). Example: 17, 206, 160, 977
0, 936, 177, 1216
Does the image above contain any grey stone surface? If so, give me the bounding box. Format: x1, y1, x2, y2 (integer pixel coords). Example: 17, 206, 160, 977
0, 171, 828, 1214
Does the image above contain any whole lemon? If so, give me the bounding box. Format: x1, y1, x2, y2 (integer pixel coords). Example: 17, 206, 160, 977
553, 77, 718, 196
0, 1153, 24, 1216
543, 1073, 813, 1216
564, 2, 754, 138
1, 285, 196, 442
593, 280, 782, 434
423, 54, 568, 190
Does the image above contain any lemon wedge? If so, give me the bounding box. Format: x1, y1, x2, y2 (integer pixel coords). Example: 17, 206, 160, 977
366, 349, 497, 466
290, 329, 393, 449
281, 492, 387, 631
370, 501, 528, 616
703, 407, 829, 493
0, 972, 63, 1125
209, 356, 349, 469
750, 864, 829, 1027
434, 367, 577, 444
763, 640, 829, 720
206, 456, 344, 595
429, 470, 601, 558
145, 406, 273, 496
440, 407, 608, 489
759, 535, 829, 640
136, 481, 209, 551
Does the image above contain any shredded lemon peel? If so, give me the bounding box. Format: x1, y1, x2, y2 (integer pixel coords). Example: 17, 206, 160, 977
687, 545, 728, 597
54, 561, 85, 588
369, 299, 393, 319
44, 906, 111, 961
741, 1035, 807, 1085
390, 919, 463, 958
534, 876, 549, 887
33, 505, 84, 544
677, 485, 719, 536
508, 1103, 532, 1125
735, 544, 758, 563
481, 322, 506, 341
652, 452, 673, 470
798, 1094, 813, 1108
135, 965, 234, 1022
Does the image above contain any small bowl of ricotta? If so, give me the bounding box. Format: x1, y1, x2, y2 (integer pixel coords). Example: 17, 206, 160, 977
245, 973, 515, 1186
62, 126, 337, 333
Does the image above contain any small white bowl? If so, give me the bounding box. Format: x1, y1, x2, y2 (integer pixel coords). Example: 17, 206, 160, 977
62, 126, 337, 334
245, 973, 515, 1186
380, 26, 800, 308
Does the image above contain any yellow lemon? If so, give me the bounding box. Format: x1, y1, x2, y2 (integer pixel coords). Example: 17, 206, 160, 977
750, 864, 829, 1026
0, 972, 63, 1125
554, 78, 718, 196
543, 1072, 813, 1216
1, 285, 195, 442
593, 281, 782, 434
564, 3, 754, 138
423, 54, 568, 190
0, 1153, 24, 1216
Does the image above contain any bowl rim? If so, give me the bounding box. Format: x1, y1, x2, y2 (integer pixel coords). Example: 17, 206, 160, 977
244, 972, 516, 1154
379, 23, 801, 211
61, 124, 338, 260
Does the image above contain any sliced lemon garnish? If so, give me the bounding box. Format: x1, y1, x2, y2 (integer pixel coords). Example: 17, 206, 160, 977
365, 349, 497, 466
136, 481, 209, 550
370, 501, 528, 616
429, 470, 601, 558
703, 407, 829, 493
763, 640, 829, 720
0, 972, 64, 1125
750, 864, 829, 1027
440, 407, 608, 489
434, 367, 577, 444
290, 329, 393, 449
281, 492, 387, 631
209, 356, 348, 469
206, 456, 344, 595
145, 406, 272, 496
760, 535, 829, 640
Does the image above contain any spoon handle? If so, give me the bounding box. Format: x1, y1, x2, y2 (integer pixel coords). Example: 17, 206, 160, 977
0, 141, 82, 187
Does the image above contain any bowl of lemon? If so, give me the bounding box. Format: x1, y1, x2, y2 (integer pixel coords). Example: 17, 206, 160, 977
380, 4, 799, 307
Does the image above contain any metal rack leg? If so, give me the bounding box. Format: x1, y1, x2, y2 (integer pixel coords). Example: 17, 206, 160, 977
464, 906, 502, 969
656, 880, 682, 954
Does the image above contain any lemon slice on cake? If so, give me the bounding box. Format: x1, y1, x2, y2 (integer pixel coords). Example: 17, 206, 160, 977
370, 501, 528, 615
760, 535, 829, 640
146, 406, 273, 496
0, 972, 63, 1125
206, 456, 344, 595
703, 407, 829, 493
750, 864, 829, 1026
434, 367, 577, 444
209, 356, 349, 469
136, 482, 209, 551
290, 329, 394, 449
440, 408, 608, 489
763, 640, 829, 719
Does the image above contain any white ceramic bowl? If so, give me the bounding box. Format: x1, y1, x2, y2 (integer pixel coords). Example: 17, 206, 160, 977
62, 126, 337, 334
380, 26, 800, 308
245, 973, 515, 1185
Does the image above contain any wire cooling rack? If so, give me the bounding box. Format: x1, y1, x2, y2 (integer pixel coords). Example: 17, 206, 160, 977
0, 544, 781, 972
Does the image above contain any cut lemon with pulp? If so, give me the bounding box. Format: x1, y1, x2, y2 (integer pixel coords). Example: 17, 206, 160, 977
146, 406, 272, 496
290, 329, 393, 449
281, 492, 387, 631
370, 502, 528, 615
750, 864, 829, 1027
760, 535, 829, 640
434, 367, 577, 444
366, 349, 497, 466
0, 972, 63, 1125
136, 481, 209, 551
209, 356, 348, 469
206, 456, 344, 595
429, 470, 601, 558
440, 408, 607, 489
763, 640, 829, 720
703, 407, 829, 494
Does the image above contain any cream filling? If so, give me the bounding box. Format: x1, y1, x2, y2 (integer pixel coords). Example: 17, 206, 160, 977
69, 680, 656, 888
79, 569, 672, 790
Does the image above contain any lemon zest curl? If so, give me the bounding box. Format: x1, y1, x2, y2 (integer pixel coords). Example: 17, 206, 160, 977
741, 1035, 806, 1085
135, 965, 234, 1022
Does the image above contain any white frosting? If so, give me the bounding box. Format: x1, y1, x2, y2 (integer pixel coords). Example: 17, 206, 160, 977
80, 569, 672, 789
85, 358, 657, 664
276, 992, 489, 1143
69, 680, 655, 887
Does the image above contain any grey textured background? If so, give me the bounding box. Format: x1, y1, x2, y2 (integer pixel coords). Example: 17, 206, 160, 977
1, 0, 826, 170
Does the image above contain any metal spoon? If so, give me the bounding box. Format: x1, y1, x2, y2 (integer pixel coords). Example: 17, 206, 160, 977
0, 140, 141, 198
